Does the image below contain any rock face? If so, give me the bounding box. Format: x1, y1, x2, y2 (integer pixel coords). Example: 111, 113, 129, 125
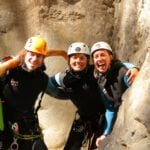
112, 0, 150, 67
0, 0, 149, 149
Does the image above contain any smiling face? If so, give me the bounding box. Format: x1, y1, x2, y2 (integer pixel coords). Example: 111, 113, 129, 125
24, 51, 45, 71
69, 53, 89, 72
92, 49, 112, 73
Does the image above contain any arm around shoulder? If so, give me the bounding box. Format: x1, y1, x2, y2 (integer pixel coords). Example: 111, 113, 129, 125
46, 49, 68, 60
45, 74, 68, 100
123, 62, 139, 85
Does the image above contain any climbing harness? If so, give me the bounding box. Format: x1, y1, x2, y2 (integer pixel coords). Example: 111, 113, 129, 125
9, 122, 43, 150
10, 121, 43, 139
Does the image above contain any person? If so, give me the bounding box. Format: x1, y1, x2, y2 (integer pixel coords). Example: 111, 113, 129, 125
0, 36, 67, 150
46, 42, 105, 150
90, 41, 139, 147
0, 41, 138, 150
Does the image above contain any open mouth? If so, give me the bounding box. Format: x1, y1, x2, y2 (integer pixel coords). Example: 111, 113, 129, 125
97, 63, 105, 68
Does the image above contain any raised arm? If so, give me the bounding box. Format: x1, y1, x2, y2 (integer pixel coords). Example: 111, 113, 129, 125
0, 56, 20, 76
46, 49, 68, 60
0, 49, 68, 76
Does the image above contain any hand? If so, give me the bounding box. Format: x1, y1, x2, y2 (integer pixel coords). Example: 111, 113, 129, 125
17, 49, 26, 64
126, 68, 139, 85
96, 135, 107, 147
96, 137, 102, 147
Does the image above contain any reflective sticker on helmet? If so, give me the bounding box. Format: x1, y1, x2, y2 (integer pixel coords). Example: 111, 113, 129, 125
95, 43, 101, 49
28, 38, 33, 48
75, 47, 81, 52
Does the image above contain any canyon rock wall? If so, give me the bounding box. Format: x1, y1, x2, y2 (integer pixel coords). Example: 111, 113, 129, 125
0, 0, 149, 149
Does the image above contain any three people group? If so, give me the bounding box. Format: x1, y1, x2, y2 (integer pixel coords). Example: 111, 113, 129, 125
0, 36, 138, 150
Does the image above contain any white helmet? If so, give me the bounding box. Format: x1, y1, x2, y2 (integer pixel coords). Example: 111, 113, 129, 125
91, 41, 112, 55
68, 42, 90, 56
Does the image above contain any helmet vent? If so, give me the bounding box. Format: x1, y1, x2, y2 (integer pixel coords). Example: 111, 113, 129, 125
75, 47, 81, 52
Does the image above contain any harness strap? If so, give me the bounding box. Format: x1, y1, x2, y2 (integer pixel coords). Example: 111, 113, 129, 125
12, 131, 43, 140
9, 122, 43, 141
34, 90, 45, 116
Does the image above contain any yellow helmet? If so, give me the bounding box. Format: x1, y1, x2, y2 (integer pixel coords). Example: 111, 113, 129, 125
24, 37, 47, 56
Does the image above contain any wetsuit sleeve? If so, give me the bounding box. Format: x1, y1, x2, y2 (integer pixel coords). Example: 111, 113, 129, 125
123, 62, 135, 69
45, 73, 69, 99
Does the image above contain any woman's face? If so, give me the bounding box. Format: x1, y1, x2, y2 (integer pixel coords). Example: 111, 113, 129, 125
69, 53, 89, 72
92, 49, 112, 73
24, 51, 45, 71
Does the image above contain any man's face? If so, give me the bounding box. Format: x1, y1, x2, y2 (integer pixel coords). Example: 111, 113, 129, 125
92, 49, 112, 73
24, 51, 45, 71
69, 53, 89, 72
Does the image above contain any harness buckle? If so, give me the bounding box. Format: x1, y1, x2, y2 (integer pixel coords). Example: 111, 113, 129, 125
10, 137, 19, 150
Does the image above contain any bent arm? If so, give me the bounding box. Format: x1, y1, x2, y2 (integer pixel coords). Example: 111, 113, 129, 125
45, 75, 69, 100
46, 49, 68, 60
123, 62, 139, 85
0, 49, 67, 76
0, 56, 19, 76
